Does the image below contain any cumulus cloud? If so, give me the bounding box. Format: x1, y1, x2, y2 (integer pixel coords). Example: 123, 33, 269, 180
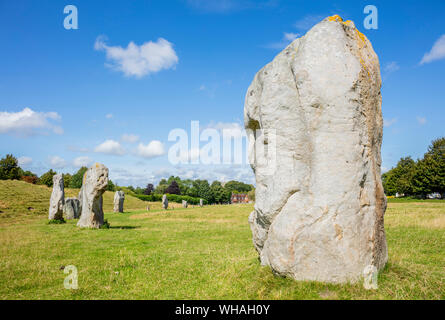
49, 156, 67, 169
95, 36, 179, 78
105, 113, 113, 119
383, 61, 400, 76
0, 107, 63, 136
18, 156, 32, 167
73, 156, 92, 168
420, 34, 445, 65
417, 116, 427, 125
383, 118, 398, 127
94, 139, 125, 155
136, 140, 165, 159
121, 133, 139, 143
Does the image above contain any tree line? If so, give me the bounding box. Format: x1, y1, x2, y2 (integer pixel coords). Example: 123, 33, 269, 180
0, 155, 255, 204
382, 137, 444, 198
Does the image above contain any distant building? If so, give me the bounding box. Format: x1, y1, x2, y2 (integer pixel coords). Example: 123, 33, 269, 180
231, 193, 249, 204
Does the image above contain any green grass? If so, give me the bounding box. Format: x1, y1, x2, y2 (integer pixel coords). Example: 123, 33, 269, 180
0, 180, 444, 299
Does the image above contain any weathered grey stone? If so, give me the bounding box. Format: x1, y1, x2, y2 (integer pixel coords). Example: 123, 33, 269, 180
162, 194, 168, 209
182, 200, 188, 208
199, 199, 203, 207
48, 174, 65, 220
77, 163, 109, 228
64, 197, 81, 219
245, 15, 387, 283
113, 191, 125, 213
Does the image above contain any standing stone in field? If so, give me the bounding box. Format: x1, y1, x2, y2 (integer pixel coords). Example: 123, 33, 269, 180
162, 194, 168, 209
182, 200, 188, 208
64, 197, 81, 219
199, 199, 204, 207
113, 191, 125, 213
77, 163, 109, 228
245, 15, 387, 283
48, 174, 65, 220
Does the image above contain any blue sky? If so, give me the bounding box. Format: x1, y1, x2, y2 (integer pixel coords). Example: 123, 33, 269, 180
0, 0, 444, 187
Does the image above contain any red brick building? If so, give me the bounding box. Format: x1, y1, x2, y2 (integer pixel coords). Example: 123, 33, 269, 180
231, 193, 249, 204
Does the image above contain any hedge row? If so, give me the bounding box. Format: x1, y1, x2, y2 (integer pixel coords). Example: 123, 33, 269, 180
133, 194, 207, 205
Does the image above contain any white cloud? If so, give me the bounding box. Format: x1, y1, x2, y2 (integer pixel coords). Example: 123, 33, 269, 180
383, 118, 398, 127
49, 156, 67, 169
206, 121, 246, 138
94, 139, 125, 155
0, 107, 63, 136
95, 36, 179, 78
199, 84, 206, 91
417, 116, 427, 125
136, 140, 165, 159
383, 61, 400, 74
121, 133, 139, 143
73, 156, 92, 168
420, 34, 445, 65
294, 14, 326, 31
265, 32, 300, 49
18, 156, 32, 167
105, 113, 113, 119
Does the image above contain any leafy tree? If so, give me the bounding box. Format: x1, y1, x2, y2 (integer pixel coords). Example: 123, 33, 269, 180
155, 179, 169, 194
39, 169, 57, 187
191, 179, 212, 202
224, 180, 253, 193
107, 180, 116, 192
69, 167, 88, 188
382, 157, 416, 196
63, 173, 72, 188
165, 180, 181, 195
0, 154, 21, 180
144, 183, 154, 195
210, 181, 231, 204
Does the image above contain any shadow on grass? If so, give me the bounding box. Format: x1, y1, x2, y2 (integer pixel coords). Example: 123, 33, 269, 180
109, 225, 140, 230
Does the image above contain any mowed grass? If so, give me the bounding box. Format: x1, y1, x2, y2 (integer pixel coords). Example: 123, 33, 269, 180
0, 181, 444, 299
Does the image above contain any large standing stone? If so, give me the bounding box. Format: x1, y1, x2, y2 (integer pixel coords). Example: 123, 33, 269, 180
162, 195, 168, 209
245, 15, 387, 283
113, 191, 125, 213
199, 199, 204, 207
48, 174, 65, 220
77, 163, 109, 228
64, 198, 81, 219
182, 200, 188, 208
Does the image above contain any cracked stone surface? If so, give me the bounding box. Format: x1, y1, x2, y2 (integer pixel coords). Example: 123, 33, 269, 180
77, 163, 109, 228
244, 15, 387, 283
64, 197, 81, 219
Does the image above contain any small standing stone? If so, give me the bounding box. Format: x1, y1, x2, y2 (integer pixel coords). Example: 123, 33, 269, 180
49, 174, 65, 220
64, 198, 81, 219
162, 194, 168, 210
199, 199, 203, 207
146, 205, 150, 211
113, 191, 125, 213
182, 200, 188, 208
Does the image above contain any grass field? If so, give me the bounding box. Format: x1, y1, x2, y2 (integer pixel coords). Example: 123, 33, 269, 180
0, 180, 444, 300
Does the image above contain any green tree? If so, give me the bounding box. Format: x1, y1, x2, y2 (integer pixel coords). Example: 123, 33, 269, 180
63, 173, 72, 188
210, 181, 231, 204
39, 169, 57, 187
69, 167, 88, 188
224, 180, 253, 193
0, 154, 22, 180
107, 180, 116, 192
382, 157, 416, 196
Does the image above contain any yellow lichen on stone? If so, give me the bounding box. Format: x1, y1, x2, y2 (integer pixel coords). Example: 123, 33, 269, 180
328, 15, 343, 22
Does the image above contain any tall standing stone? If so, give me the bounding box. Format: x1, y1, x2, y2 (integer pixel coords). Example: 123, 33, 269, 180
113, 191, 125, 213
199, 199, 204, 207
245, 15, 387, 283
182, 200, 188, 208
162, 195, 168, 210
49, 174, 65, 220
77, 163, 109, 228
64, 197, 81, 219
